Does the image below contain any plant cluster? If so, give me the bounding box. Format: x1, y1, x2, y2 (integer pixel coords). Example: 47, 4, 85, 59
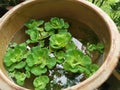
4, 17, 104, 90
88, 0, 120, 75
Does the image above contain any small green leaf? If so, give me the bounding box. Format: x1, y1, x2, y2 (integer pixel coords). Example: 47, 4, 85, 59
44, 17, 69, 32
55, 51, 65, 63
64, 22, 70, 28
65, 41, 77, 51
44, 22, 54, 31
25, 29, 39, 42
15, 61, 26, 69
50, 17, 64, 29
96, 43, 104, 53
9, 42, 17, 48
7, 64, 16, 72
55, 51, 65, 60
87, 43, 104, 53
48, 30, 55, 36
26, 54, 35, 67
80, 55, 92, 66
4, 53, 13, 67
14, 72, 26, 86
25, 19, 44, 29
40, 31, 49, 39
37, 27, 44, 31
89, 64, 99, 73
47, 57, 56, 69
33, 75, 49, 89
87, 43, 97, 52
25, 71, 31, 78
58, 29, 68, 33
31, 66, 47, 76
9, 72, 15, 78
63, 63, 79, 73
25, 65, 31, 71
39, 40, 45, 47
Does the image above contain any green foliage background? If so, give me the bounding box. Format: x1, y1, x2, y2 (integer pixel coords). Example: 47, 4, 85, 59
88, 0, 120, 31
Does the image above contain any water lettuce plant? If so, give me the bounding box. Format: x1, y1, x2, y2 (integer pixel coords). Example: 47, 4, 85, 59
4, 17, 104, 89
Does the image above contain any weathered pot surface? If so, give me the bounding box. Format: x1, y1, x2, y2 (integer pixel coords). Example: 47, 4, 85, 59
0, 0, 120, 90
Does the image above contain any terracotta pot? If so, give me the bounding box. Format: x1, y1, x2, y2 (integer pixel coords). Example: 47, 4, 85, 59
0, 0, 120, 90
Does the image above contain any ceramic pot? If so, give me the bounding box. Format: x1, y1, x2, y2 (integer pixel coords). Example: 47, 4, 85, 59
0, 0, 120, 90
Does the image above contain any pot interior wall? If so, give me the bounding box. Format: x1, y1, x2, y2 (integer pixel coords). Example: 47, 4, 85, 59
0, 0, 111, 85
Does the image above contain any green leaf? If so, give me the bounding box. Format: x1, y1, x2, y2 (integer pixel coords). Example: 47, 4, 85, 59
9, 42, 17, 48
47, 57, 56, 69
87, 43, 97, 52
40, 31, 49, 39
33, 75, 49, 89
55, 51, 65, 63
44, 17, 69, 31
7, 64, 16, 72
25, 29, 39, 42
63, 63, 80, 73
25, 65, 31, 71
87, 43, 104, 53
26, 54, 35, 67
58, 29, 68, 33
9, 72, 15, 78
4, 52, 13, 67
14, 71, 26, 86
64, 22, 70, 28
65, 41, 77, 51
89, 64, 99, 73
15, 61, 26, 69
55, 51, 65, 60
80, 55, 92, 66
35, 87, 45, 90
44, 22, 54, 31
37, 27, 44, 31
48, 30, 55, 36
25, 71, 31, 78
96, 43, 104, 53
25, 19, 44, 29
50, 17, 64, 29
31, 66, 47, 76
49, 32, 72, 49
39, 40, 45, 47
8, 61, 26, 72
31, 46, 49, 58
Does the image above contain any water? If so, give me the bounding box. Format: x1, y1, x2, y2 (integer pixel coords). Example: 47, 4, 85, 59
46, 64, 85, 90
9, 18, 104, 89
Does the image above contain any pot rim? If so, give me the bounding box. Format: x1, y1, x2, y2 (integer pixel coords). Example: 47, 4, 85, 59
0, 0, 120, 90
